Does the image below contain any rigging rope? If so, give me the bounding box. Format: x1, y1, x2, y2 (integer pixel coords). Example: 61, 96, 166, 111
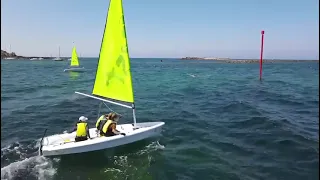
97, 101, 123, 118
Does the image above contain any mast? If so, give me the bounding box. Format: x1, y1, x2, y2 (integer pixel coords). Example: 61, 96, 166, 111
259, 30, 265, 81
132, 104, 137, 126
76, 0, 137, 126
120, 0, 137, 126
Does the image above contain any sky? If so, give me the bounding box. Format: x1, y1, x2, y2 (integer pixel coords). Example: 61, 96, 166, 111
1, 0, 319, 59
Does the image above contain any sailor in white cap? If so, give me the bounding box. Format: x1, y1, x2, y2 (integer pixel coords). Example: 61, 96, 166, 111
68, 116, 91, 142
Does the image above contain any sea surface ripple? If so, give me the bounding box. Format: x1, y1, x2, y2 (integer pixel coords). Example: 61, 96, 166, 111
1, 58, 319, 180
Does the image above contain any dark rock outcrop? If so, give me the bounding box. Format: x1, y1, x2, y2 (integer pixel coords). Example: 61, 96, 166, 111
1, 50, 18, 59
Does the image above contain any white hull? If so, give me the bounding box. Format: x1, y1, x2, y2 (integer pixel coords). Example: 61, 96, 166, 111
64, 67, 85, 72
30, 58, 43, 61
40, 122, 164, 156
53, 57, 63, 61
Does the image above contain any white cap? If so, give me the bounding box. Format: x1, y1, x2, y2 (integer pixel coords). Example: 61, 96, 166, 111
79, 116, 88, 121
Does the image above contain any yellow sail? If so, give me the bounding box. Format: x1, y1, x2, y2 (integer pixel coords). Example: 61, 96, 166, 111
70, 46, 80, 67
92, 0, 134, 103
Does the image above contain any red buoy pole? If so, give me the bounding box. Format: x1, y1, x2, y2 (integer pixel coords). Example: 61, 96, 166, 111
260, 30, 265, 81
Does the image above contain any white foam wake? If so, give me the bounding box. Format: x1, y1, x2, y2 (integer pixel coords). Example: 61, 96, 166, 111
1, 139, 59, 180
1, 156, 57, 180
136, 141, 165, 155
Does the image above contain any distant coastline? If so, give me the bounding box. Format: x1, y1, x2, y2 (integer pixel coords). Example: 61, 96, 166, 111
181, 57, 319, 63
1, 50, 318, 62
181, 57, 231, 60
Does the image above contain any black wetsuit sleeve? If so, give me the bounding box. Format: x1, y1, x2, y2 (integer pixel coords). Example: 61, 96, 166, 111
68, 123, 77, 133
86, 125, 91, 138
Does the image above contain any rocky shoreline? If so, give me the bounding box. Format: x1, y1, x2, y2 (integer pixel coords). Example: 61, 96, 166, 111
181, 57, 319, 63
1, 50, 24, 59
1, 50, 65, 60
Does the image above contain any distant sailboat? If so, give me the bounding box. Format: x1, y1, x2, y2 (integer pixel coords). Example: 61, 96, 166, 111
39, 0, 165, 157
4, 44, 16, 60
64, 46, 85, 72
53, 46, 63, 61
30, 57, 44, 61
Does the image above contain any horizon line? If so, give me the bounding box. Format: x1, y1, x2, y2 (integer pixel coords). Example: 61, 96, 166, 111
79, 57, 319, 61
1, 50, 318, 61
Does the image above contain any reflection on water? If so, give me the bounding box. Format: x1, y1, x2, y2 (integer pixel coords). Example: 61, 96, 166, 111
69, 72, 80, 80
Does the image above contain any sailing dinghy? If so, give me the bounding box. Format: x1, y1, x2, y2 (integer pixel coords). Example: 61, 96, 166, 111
53, 46, 63, 61
64, 45, 85, 72
39, 0, 165, 157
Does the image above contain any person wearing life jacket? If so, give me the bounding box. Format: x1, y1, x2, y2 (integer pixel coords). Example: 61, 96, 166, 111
95, 114, 108, 133
97, 112, 126, 137
73, 116, 91, 142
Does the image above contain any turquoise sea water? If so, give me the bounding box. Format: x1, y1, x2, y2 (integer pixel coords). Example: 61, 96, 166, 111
1, 58, 319, 180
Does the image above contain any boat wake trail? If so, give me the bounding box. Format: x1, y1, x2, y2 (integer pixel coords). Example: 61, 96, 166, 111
1, 140, 59, 180
136, 141, 165, 155
1, 139, 164, 180
102, 141, 165, 179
